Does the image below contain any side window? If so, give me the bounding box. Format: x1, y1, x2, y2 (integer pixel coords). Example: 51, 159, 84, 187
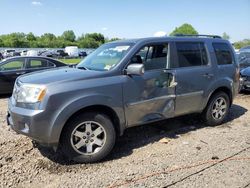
27, 59, 48, 69
134, 44, 168, 71
0, 60, 24, 71
47, 61, 56, 67
176, 42, 208, 68
213, 43, 233, 65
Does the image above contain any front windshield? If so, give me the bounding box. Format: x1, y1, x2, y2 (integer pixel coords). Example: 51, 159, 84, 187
77, 43, 132, 71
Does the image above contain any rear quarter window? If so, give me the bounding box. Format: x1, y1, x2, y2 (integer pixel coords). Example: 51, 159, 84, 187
213, 43, 233, 65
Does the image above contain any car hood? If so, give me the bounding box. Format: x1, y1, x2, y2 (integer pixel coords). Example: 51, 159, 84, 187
240, 67, 250, 76
19, 67, 106, 85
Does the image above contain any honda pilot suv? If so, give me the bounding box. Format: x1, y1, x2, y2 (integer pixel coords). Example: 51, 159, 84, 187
7, 35, 239, 163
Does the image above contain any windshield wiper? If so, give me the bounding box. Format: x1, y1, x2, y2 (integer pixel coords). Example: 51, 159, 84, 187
77, 66, 88, 70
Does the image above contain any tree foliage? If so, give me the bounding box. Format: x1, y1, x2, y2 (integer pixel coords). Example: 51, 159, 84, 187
0, 31, 107, 48
0, 27, 248, 50
61, 30, 76, 42
233, 39, 250, 49
222, 32, 230, 40
170, 23, 198, 36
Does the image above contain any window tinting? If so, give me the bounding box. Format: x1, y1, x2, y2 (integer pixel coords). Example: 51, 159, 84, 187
176, 42, 208, 67
213, 43, 233, 65
48, 61, 56, 67
27, 59, 48, 69
135, 44, 168, 71
0, 60, 24, 71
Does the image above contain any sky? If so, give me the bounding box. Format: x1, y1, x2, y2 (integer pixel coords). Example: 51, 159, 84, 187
0, 0, 249, 42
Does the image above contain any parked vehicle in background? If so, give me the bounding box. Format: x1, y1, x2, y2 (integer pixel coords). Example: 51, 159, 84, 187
79, 51, 87, 58
3, 49, 16, 58
26, 50, 39, 56
240, 67, 250, 91
240, 45, 250, 51
238, 50, 250, 69
0, 56, 67, 94
41, 50, 57, 58
56, 50, 68, 58
0, 52, 3, 60
20, 50, 28, 56
65, 46, 79, 57
7, 35, 239, 163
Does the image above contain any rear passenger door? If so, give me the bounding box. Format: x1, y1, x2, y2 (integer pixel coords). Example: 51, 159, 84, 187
173, 42, 214, 116
25, 58, 54, 73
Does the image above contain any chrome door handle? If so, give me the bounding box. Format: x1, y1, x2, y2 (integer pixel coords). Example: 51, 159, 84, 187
203, 73, 214, 78
169, 81, 178, 87
16, 72, 26, 75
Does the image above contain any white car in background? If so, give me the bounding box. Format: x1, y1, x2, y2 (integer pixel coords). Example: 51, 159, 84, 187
26, 50, 38, 56
3, 49, 16, 58
65, 46, 79, 57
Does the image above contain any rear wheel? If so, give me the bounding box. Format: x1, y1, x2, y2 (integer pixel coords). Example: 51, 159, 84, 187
203, 92, 230, 126
60, 112, 116, 163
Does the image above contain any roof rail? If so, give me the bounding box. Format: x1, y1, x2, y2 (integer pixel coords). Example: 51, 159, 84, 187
174, 34, 222, 39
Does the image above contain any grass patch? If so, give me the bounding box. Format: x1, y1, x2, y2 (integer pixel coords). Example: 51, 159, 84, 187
58, 58, 83, 64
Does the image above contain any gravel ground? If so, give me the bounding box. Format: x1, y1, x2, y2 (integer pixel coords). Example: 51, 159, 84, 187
0, 94, 250, 188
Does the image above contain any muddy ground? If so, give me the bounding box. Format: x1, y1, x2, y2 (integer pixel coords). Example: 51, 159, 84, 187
0, 93, 249, 188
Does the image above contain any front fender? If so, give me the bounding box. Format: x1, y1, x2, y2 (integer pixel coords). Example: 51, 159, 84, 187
48, 94, 125, 144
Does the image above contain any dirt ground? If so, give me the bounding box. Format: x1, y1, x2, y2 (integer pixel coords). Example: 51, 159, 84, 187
0, 93, 249, 188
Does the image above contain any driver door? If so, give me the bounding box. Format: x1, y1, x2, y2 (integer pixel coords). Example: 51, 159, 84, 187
123, 43, 176, 127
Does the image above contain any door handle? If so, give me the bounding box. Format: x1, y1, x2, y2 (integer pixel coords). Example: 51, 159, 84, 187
169, 81, 178, 88
16, 72, 26, 75
203, 73, 214, 78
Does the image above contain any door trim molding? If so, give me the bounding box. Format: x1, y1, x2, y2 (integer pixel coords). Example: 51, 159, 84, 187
128, 94, 176, 106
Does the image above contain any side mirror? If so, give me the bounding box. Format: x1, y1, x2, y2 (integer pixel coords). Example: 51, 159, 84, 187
126, 63, 145, 76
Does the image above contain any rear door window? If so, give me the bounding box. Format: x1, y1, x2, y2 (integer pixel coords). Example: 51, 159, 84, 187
176, 42, 208, 68
27, 59, 48, 69
213, 43, 233, 65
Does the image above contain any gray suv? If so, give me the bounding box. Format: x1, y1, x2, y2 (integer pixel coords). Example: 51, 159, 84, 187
7, 35, 240, 163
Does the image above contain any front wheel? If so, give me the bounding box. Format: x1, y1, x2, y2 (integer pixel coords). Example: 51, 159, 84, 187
60, 112, 116, 163
203, 92, 230, 126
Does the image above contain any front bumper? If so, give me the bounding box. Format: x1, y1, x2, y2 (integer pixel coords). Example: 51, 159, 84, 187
240, 79, 250, 91
7, 98, 57, 147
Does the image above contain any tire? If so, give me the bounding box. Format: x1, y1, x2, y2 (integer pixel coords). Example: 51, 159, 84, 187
60, 112, 116, 163
203, 92, 230, 126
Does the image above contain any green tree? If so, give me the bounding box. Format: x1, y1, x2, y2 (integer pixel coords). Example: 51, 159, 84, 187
0, 38, 3, 47
108, 38, 120, 42
222, 32, 230, 40
170, 23, 198, 36
78, 37, 99, 48
26, 32, 37, 41
61, 30, 76, 42
5, 33, 28, 47
38, 33, 58, 47
85, 33, 105, 44
233, 39, 250, 49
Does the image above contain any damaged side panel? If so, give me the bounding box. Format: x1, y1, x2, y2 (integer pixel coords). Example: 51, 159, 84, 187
123, 69, 176, 127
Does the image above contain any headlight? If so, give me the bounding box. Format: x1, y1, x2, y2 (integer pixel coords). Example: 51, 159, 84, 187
16, 84, 46, 103
240, 76, 247, 82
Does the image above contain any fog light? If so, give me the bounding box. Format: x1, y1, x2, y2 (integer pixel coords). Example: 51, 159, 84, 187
23, 123, 30, 133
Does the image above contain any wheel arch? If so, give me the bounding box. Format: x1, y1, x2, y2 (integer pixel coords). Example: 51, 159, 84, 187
60, 104, 122, 141
205, 86, 233, 110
